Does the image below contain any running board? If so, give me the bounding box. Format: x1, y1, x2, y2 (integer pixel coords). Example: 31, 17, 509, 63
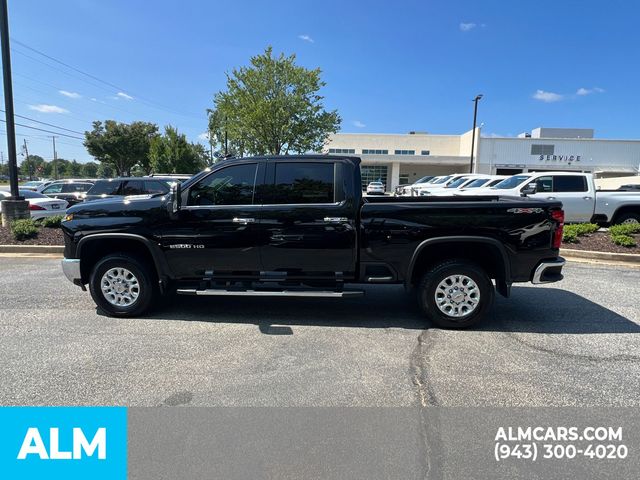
176, 289, 364, 298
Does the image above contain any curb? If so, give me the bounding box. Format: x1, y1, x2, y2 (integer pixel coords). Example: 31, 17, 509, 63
561, 248, 640, 265
0, 245, 64, 254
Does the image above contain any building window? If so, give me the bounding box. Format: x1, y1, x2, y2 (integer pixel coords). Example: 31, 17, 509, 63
361, 149, 388, 155
328, 148, 355, 154
420, 150, 430, 155
394, 150, 415, 155
399, 174, 410, 185
531, 144, 555, 156
360, 165, 388, 190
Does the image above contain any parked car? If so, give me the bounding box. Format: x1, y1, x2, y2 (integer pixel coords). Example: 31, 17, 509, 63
429, 176, 508, 196
20, 180, 51, 191
40, 180, 95, 207
455, 171, 640, 224
61, 155, 565, 329
83, 177, 171, 202
366, 181, 385, 195
0, 189, 68, 220
415, 174, 487, 196
394, 175, 435, 196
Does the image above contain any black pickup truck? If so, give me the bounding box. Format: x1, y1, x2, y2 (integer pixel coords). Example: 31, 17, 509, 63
61, 155, 565, 328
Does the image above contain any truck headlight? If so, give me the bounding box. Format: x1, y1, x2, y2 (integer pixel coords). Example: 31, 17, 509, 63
63, 213, 74, 222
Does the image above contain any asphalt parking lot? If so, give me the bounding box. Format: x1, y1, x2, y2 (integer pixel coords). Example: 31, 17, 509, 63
0, 257, 638, 407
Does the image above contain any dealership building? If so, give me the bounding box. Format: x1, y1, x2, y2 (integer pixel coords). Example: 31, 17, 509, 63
324, 127, 640, 190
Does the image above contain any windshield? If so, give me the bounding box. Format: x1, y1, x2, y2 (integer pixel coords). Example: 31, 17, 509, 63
21, 181, 42, 187
444, 177, 470, 188
431, 175, 452, 185
414, 175, 433, 184
492, 175, 531, 189
464, 178, 491, 188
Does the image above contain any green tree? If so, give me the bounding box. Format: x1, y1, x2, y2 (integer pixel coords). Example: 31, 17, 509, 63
20, 154, 46, 179
84, 120, 158, 176
82, 162, 99, 178
63, 160, 83, 178
96, 162, 114, 178
149, 126, 208, 174
208, 47, 341, 156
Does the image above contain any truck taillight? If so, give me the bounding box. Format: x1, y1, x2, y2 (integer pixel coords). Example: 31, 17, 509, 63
28, 204, 45, 210
551, 209, 564, 249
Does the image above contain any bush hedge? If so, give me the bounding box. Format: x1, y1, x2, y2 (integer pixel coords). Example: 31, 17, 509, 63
40, 215, 64, 228
10, 218, 38, 241
609, 223, 640, 248
562, 223, 599, 243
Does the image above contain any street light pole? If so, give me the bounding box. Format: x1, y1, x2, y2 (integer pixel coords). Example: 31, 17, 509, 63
469, 94, 483, 173
0, 0, 28, 226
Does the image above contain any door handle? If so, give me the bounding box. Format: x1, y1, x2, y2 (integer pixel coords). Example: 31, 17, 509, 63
232, 217, 255, 224
324, 217, 348, 223
583, 196, 593, 200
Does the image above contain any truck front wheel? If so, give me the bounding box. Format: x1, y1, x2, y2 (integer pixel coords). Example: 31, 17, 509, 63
417, 260, 494, 329
89, 254, 157, 317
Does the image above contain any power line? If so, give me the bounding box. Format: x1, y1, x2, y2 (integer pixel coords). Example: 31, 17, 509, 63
0, 109, 84, 135
0, 119, 83, 139
11, 38, 204, 120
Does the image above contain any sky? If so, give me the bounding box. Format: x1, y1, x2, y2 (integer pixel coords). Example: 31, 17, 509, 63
2, 0, 640, 165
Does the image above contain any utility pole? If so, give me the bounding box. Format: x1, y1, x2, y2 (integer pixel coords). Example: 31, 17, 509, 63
0, 0, 28, 226
51, 136, 58, 180
469, 94, 483, 173
22, 138, 31, 180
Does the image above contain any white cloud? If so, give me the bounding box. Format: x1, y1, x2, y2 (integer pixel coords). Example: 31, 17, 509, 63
115, 92, 134, 100
459, 22, 476, 32
298, 34, 314, 43
576, 87, 605, 96
532, 89, 564, 103
59, 90, 81, 99
28, 104, 69, 114
352, 120, 366, 128
198, 132, 210, 141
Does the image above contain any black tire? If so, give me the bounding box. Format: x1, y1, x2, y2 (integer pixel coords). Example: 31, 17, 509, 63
417, 259, 494, 329
89, 254, 157, 317
613, 212, 640, 225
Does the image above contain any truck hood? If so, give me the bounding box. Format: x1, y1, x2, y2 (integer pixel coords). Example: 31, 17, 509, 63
67, 193, 169, 217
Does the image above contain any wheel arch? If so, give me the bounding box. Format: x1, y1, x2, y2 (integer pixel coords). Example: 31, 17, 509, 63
77, 233, 170, 286
406, 236, 511, 292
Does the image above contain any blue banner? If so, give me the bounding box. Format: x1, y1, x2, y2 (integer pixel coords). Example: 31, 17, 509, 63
0, 407, 127, 480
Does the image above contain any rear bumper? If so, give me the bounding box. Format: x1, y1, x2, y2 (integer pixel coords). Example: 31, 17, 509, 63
532, 257, 565, 284
61, 258, 81, 285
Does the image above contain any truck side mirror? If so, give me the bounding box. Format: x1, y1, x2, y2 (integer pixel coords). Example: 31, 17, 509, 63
521, 182, 537, 196
170, 182, 181, 217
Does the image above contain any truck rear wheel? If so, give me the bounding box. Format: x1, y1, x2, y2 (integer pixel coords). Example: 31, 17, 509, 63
614, 212, 640, 225
417, 259, 494, 329
89, 254, 157, 317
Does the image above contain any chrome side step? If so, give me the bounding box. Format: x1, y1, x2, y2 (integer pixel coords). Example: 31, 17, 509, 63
176, 289, 364, 298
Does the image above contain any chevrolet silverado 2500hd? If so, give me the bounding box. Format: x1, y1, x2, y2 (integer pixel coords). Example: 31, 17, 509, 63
61, 155, 565, 328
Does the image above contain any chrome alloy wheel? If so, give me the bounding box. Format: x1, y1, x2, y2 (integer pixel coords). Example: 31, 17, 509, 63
434, 274, 480, 318
100, 267, 140, 307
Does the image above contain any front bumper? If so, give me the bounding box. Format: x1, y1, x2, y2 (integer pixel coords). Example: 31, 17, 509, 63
532, 257, 566, 284
61, 258, 81, 285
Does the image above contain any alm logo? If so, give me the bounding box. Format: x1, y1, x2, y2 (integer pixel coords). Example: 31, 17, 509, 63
17, 427, 107, 460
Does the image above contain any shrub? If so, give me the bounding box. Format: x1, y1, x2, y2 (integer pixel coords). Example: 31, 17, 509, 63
562, 223, 599, 243
611, 234, 637, 247
10, 218, 38, 241
40, 215, 63, 228
609, 223, 640, 237
562, 230, 578, 243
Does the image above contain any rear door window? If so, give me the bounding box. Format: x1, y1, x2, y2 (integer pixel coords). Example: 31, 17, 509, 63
122, 180, 144, 196
553, 175, 587, 192
87, 181, 121, 196
144, 180, 170, 194
62, 183, 93, 193
267, 162, 335, 204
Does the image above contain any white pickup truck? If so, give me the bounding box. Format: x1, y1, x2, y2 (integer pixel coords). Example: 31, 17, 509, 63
456, 171, 640, 224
